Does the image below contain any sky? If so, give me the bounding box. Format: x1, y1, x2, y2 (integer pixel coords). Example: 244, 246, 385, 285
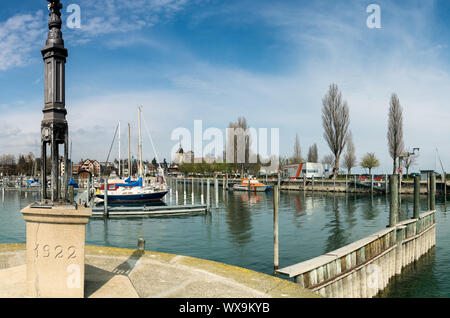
0, 0, 449, 174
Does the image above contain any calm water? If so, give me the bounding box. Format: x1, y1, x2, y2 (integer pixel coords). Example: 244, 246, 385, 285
1, 185, 449, 298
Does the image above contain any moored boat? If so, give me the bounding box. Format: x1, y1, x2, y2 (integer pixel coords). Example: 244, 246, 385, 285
232, 178, 270, 192
96, 178, 167, 203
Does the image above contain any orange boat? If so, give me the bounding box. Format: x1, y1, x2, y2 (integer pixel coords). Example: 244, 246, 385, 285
232, 178, 270, 192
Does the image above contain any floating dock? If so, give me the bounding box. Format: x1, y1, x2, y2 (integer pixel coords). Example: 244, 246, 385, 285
91, 204, 208, 217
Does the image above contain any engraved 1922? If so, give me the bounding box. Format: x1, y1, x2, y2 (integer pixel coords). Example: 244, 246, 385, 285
33, 244, 77, 259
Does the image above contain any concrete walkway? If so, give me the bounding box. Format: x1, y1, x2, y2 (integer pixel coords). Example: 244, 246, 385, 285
0, 244, 318, 298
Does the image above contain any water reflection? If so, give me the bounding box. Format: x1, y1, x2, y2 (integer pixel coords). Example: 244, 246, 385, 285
322, 194, 349, 253
224, 192, 253, 247
379, 248, 439, 298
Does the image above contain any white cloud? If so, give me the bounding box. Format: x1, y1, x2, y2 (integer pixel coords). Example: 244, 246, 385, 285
0, 10, 46, 71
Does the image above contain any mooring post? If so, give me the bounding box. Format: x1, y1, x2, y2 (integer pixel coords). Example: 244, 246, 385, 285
312, 176, 314, 192
303, 175, 306, 190
206, 178, 211, 211
442, 171, 447, 202
223, 176, 225, 192
273, 185, 279, 273
201, 178, 204, 204
137, 238, 145, 251
389, 174, 398, 227
215, 177, 219, 208
86, 176, 91, 204
175, 179, 178, 205
431, 172, 436, 211
333, 178, 336, 192
68, 185, 74, 203
103, 179, 108, 218
413, 175, 420, 219
345, 175, 348, 192
183, 178, 186, 205
427, 172, 431, 210
191, 177, 195, 205
371, 174, 374, 194
277, 171, 281, 189
385, 174, 388, 195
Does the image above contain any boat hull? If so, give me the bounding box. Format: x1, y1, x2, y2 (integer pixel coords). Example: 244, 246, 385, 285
96, 191, 168, 203
232, 185, 269, 192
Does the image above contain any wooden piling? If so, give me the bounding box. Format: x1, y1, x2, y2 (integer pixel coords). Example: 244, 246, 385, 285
215, 178, 219, 209
389, 175, 398, 227
86, 177, 91, 203
371, 174, 374, 194
68, 185, 74, 203
103, 179, 108, 218
273, 185, 279, 273
277, 171, 281, 188
427, 172, 431, 210
201, 178, 204, 204
385, 174, 388, 195
184, 178, 186, 205
413, 175, 420, 219
175, 179, 178, 204
206, 178, 210, 211
431, 172, 436, 211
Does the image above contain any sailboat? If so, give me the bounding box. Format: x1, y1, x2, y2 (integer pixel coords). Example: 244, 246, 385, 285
95, 106, 168, 203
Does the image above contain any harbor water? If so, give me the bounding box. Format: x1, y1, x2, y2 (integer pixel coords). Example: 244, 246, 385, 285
0, 185, 448, 297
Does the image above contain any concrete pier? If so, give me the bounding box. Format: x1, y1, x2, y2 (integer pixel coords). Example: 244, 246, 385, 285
0, 244, 318, 298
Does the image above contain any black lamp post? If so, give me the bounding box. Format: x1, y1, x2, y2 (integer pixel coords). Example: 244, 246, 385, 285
40, 0, 69, 204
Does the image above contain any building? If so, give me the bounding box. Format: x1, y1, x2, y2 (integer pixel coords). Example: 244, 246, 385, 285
283, 162, 332, 179
78, 159, 101, 177
173, 143, 195, 164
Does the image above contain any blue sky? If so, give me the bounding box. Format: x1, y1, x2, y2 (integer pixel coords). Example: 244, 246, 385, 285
1, 0, 450, 173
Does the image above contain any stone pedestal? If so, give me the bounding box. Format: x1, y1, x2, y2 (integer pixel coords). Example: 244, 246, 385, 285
21, 203, 91, 298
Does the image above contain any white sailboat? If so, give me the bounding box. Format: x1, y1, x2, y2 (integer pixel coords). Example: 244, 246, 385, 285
96, 106, 168, 203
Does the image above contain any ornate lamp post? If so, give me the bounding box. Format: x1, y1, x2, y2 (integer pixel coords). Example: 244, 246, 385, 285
40, 0, 69, 204
20, 1, 92, 298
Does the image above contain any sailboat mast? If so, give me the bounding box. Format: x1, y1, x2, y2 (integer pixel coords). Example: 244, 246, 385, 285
138, 106, 143, 179
70, 140, 73, 179
118, 120, 121, 177
128, 123, 131, 178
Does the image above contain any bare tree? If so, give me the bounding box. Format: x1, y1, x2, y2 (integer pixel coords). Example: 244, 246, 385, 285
387, 93, 405, 174
322, 83, 350, 179
322, 154, 335, 167
291, 134, 302, 164
402, 147, 419, 176
227, 116, 252, 176
341, 131, 356, 174
307, 143, 319, 163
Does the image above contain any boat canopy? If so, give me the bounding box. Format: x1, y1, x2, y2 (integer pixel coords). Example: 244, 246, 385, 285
68, 178, 79, 188
117, 177, 143, 187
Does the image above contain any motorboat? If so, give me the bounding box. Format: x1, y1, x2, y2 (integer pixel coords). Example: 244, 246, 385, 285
232, 178, 270, 192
